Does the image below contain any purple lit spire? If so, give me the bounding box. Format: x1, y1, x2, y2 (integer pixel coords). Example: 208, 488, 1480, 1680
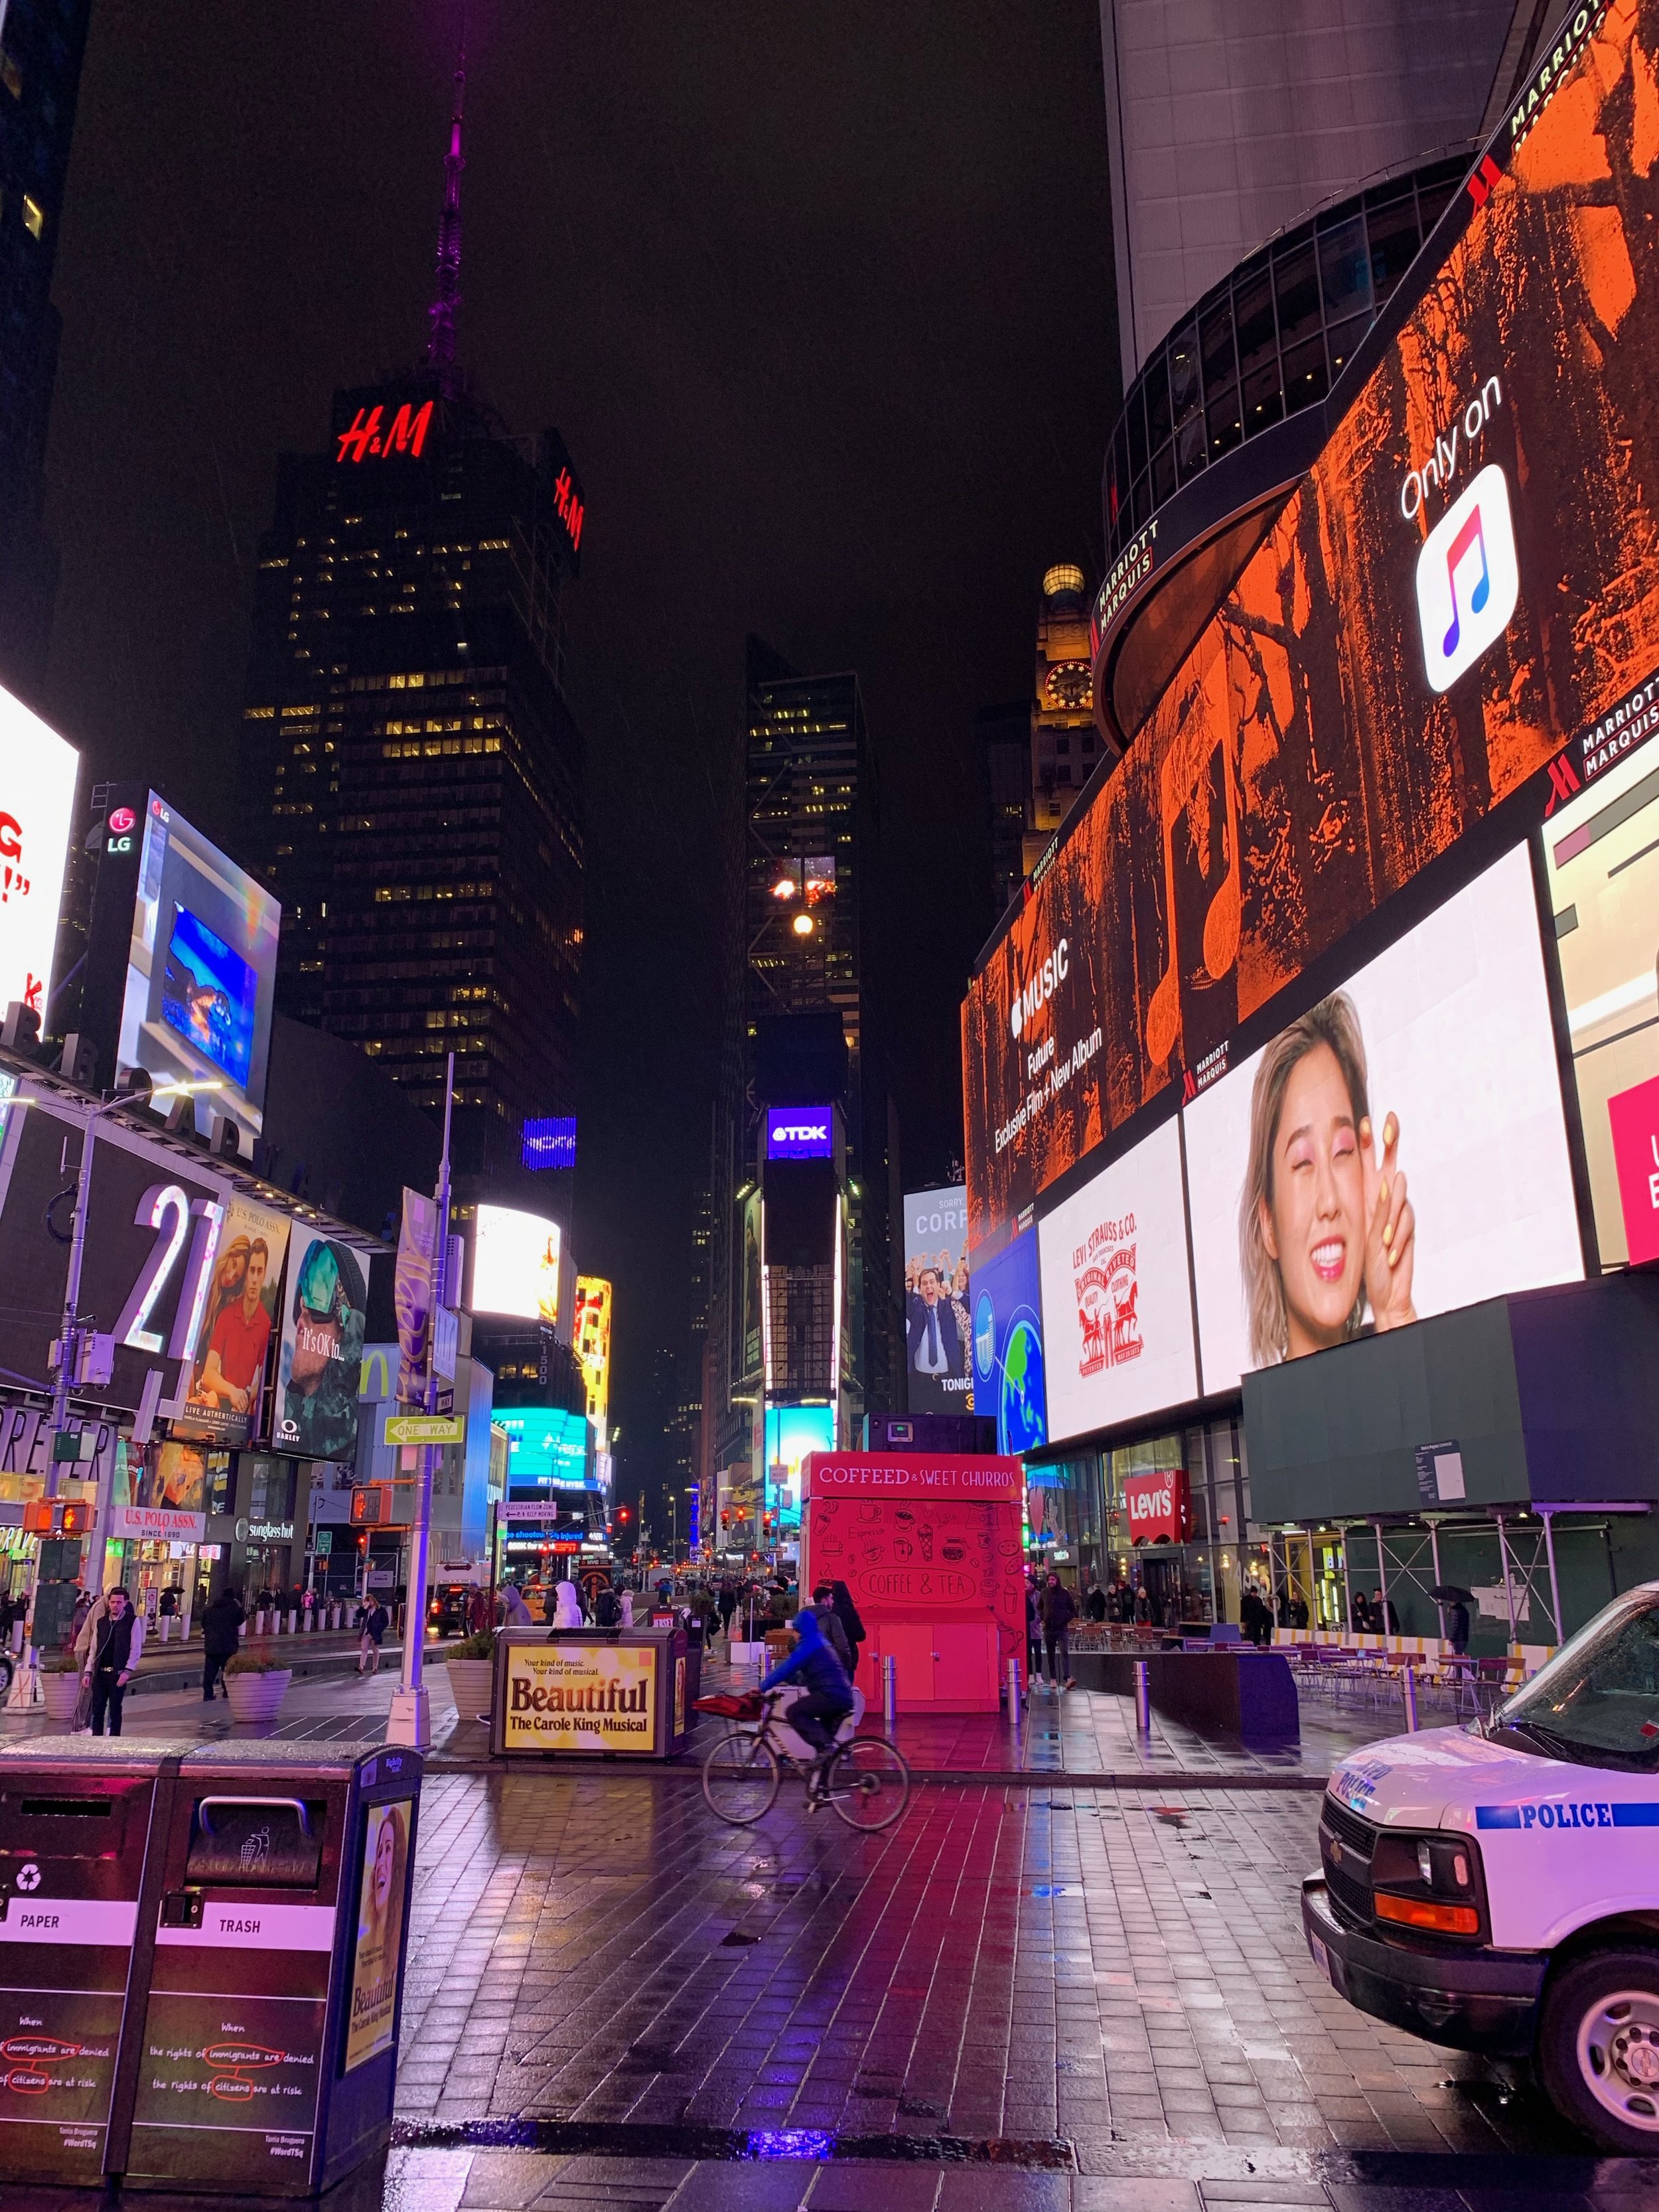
424, 7, 466, 393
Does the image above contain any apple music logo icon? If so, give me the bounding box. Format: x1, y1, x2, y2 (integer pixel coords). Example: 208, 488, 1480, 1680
1415, 463, 1520, 693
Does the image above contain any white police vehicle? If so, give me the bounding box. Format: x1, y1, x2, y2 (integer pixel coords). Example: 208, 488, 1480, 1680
1303, 1582, 1659, 2150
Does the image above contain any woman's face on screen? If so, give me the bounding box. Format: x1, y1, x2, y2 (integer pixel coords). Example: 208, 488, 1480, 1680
1260, 1041, 1364, 1357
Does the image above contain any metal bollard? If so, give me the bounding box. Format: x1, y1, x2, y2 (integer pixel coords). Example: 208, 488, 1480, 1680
1007, 1655, 1023, 1726
882, 1653, 898, 1734
1402, 1662, 1419, 1732
1134, 1658, 1152, 1734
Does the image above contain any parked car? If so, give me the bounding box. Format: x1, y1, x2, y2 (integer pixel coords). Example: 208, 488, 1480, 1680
427, 1584, 471, 1637
1303, 1580, 1659, 2150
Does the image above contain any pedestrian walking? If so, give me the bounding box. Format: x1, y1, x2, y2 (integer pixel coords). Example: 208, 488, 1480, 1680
497, 1582, 532, 1627
1084, 1579, 1108, 1624
829, 1580, 866, 1680
1446, 1596, 1471, 1656
1041, 1572, 1078, 1690
1026, 1580, 1044, 1678
812, 1584, 853, 1672
717, 1580, 737, 1639
82, 1587, 143, 1736
593, 1583, 622, 1628
200, 1586, 244, 1700
359, 1596, 389, 1673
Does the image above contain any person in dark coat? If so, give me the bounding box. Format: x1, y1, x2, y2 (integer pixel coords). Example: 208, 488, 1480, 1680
812, 1585, 854, 1672
829, 1580, 866, 1680
200, 1587, 245, 1700
1041, 1573, 1078, 1689
1446, 1598, 1471, 1656
1084, 1580, 1108, 1624
82, 1588, 143, 1736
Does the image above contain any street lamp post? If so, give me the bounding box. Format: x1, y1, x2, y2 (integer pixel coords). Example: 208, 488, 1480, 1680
388, 1052, 455, 1749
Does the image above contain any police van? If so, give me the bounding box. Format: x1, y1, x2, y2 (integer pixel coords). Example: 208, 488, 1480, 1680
1303, 1582, 1659, 2150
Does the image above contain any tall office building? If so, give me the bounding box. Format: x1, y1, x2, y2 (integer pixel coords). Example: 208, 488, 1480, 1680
705, 637, 900, 1513
242, 38, 585, 1184
0, 0, 92, 696
1098, 0, 1518, 388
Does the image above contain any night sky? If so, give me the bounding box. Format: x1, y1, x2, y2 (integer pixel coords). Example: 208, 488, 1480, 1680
38, 2, 1117, 1497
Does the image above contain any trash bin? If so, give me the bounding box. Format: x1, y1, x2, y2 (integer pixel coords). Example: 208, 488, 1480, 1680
0, 1736, 181, 2188
119, 1737, 421, 2197
492, 1623, 691, 1760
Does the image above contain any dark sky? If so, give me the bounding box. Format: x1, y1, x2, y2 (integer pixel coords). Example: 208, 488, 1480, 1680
38, 2, 1118, 1489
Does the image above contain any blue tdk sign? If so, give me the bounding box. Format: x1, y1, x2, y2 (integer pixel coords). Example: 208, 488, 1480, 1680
766, 1107, 833, 1160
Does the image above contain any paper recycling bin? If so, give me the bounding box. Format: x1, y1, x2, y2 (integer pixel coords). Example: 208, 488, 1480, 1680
0, 1736, 179, 2188
0, 1734, 421, 2197
492, 1623, 691, 1759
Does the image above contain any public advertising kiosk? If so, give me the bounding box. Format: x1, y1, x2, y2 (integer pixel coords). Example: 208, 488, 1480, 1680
490, 1623, 690, 1759
799, 1452, 1025, 1712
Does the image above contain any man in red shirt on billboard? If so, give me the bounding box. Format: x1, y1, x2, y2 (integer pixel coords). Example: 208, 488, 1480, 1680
196, 1237, 272, 1417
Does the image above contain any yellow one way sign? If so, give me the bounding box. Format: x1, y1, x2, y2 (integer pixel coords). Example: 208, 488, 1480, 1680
382, 1413, 467, 1447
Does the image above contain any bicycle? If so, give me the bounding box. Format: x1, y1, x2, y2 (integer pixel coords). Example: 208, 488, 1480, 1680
695, 1689, 912, 1830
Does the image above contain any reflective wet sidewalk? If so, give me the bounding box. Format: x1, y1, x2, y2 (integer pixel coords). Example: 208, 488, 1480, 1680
7, 1766, 1656, 2211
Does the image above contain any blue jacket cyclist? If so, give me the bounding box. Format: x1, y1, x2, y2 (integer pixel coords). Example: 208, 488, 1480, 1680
761, 1607, 855, 1777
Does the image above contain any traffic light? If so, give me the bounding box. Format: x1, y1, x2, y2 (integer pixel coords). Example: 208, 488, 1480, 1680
59, 1501, 89, 1538
350, 1485, 387, 1525
23, 1499, 89, 1536
615, 1507, 630, 1524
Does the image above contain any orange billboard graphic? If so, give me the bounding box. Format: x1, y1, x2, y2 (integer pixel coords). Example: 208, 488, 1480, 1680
967, 0, 1659, 1250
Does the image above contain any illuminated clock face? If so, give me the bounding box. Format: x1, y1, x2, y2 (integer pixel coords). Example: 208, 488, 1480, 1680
1045, 660, 1092, 711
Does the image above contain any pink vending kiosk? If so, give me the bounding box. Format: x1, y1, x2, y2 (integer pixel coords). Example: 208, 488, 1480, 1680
799, 1451, 1026, 1712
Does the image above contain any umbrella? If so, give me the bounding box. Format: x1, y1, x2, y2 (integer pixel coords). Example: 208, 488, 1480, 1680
1430, 1584, 1474, 1604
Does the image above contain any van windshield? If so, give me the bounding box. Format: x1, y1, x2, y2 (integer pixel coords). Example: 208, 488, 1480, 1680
1493, 1590, 1659, 1769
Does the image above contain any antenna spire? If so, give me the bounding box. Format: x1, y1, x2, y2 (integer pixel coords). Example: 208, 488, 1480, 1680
424, 6, 466, 393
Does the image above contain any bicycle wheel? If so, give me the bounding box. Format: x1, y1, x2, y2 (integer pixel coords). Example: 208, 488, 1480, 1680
701, 1729, 780, 1824
826, 1735, 910, 1830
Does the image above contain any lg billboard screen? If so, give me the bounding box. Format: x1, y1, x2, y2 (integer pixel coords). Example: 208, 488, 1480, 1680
116, 794, 280, 1145
966, 1, 1659, 1254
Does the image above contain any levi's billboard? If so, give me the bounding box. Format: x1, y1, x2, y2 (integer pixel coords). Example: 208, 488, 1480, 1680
965, 0, 1659, 1253
1122, 1466, 1192, 1546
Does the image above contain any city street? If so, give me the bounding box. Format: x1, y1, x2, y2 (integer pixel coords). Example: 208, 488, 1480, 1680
7, 1666, 1654, 2211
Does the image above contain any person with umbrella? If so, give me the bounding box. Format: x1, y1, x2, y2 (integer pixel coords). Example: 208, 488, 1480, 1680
1433, 1584, 1473, 1656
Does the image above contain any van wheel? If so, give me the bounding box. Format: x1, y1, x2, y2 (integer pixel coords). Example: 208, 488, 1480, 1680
1540, 1948, 1659, 2150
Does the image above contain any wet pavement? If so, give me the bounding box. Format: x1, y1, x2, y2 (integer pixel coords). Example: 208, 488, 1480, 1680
3, 1694, 1656, 2208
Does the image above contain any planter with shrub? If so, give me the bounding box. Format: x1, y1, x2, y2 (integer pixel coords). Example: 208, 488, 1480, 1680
224, 1651, 293, 1725
445, 1631, 495, 1724
40, 1657, 82, 1724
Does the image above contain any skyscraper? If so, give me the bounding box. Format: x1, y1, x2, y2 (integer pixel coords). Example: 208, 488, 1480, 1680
705, 637, 900, 1505
1097, 0, 1518, 386
0, 0, 92, 696
242, 35, 585, 1182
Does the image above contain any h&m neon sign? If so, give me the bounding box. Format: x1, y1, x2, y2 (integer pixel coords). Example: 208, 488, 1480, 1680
335, 399, 435, 467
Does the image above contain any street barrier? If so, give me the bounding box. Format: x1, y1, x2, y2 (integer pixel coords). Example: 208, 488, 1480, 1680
1134, 1659, 1151, 1733
0, 1733, 421, 2195
882, 1653, 897, 1733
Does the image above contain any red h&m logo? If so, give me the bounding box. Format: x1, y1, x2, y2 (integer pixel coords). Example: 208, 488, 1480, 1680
335, 400, 435, 466
1467, 154, 1503, 207
1544, 749, 1581, 818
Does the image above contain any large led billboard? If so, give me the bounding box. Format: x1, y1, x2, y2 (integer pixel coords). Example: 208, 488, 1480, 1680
966, 2, 1659, 1255
902, 1185, 972, 1416
0, 689, 76, 1023
471, 1205, 561, 1323
764, 1403, 833, 1532
499, 1406, 592, 1489
116, 794, 280, 1145
573, 1276, 612, 1422
1541, 741, 1659, 1267
1037, 1117, 1197, 1445
1183, 848, 1583, 1394
970, 1228, 1046, 1457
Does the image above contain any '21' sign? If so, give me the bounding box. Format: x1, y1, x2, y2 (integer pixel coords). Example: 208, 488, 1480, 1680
110, 1183, 224, 1372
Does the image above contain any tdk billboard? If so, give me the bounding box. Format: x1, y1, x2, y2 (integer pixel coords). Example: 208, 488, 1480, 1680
766, 1106, 833, 1161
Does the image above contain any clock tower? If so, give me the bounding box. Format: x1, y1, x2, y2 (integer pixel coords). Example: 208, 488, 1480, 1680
1027, 565, 1106, 860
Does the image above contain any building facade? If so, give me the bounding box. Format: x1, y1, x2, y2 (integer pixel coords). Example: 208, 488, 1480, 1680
960, 0, 1659, 1651
704, 638, 901, 1545
0, 0, 92, 696
1097, 0, 1518, 387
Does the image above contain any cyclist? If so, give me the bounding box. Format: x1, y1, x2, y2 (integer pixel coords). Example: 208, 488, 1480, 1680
759, 1605, 854, 1802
